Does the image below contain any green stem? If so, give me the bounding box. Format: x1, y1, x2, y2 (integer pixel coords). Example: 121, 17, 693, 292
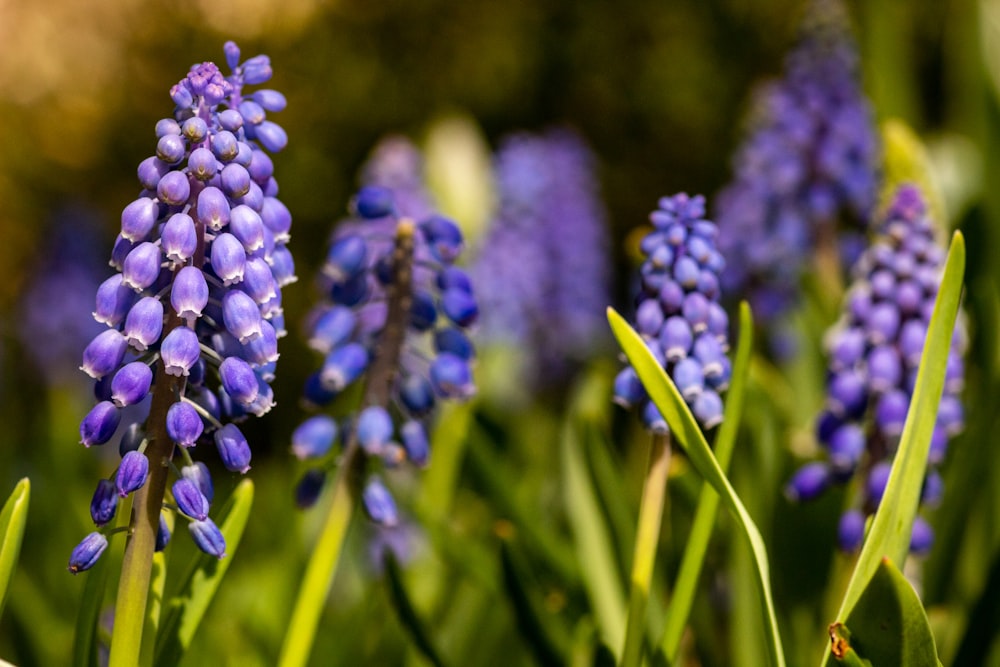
620, 432, 671, 667
278, 445, 362, 667
108, 324, 185, 667
278, 220, 416, 667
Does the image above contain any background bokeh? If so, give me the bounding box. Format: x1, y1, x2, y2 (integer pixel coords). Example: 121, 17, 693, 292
2, 0, 999, 665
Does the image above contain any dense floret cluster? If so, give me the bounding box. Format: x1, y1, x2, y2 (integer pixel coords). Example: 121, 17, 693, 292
471, 129, 611, 386
786, 185, 965, 554
715, 0, 879, 324
613, 194, 731, 432
292, 174, 477, 524
69, 41, 292, 572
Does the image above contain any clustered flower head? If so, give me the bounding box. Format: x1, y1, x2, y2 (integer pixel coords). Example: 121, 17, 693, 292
715, 0, 879, 323
786, 184, 965, 555
292, 170, 477, 525
471, 129, 612, 387
69, 41, 292, 573
614, 193, 731, 433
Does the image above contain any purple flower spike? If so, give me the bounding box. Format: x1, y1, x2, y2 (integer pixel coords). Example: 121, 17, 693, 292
72, 40, 292, 567
188, 518, 227, 558
116, 451, 150, 497
68, 532, 108, 574
615, 193, 731, 435
110, 361, 153, 407
90, 479, 119, 526
215, 423, 251, 473
838, 510, 866, 552
160, 326, 200, 377
791, 184, 965, 555
362, 478, 398, 526
172, 478, 210, 520
291, 415, 338, 460
81, 329, 128, 379
166, 401, 204, 447
80, 401, 122, 447
308, 306, 356, 354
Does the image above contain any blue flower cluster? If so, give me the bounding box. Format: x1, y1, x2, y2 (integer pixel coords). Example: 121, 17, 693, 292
715, 0, 879, 323
614, 194, 731, 432
471, 129, 611, 386
786, 185, 965, 554
292, 180, 477, 525
69, 42, 292, 573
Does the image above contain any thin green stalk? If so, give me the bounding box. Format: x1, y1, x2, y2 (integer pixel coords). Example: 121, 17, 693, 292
279, 221, 416, 667
620, 433, 671, 667
108, 342, 184, 667
278, 446, 361, 667
660, 302, 753, 661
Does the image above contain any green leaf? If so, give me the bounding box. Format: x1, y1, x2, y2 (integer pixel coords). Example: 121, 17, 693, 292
562, 411, 627, 654
154, 479, 254, 666
0, 478, 29, 620
660, 302, 753, 662
607, 307, 785, 667
830, 559, 938, 666
384, 553, 449, 667
826, 231, 965, 651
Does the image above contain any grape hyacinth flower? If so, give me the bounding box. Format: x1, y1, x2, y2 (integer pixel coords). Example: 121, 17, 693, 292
715, 0, 878, 328
786, 184, 965, 555
613, 193, 731, 434
471, 129, 612, 388
292, 180, 477, 523
67, 41, 292, 656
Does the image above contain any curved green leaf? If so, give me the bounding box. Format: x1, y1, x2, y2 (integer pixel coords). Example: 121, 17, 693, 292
607, 307, 785, 667
154, 479, 254, 666
833, 558, 938, 666
660, 302, 753, 662
826, 231, 965, 652
0, 478, 29, 620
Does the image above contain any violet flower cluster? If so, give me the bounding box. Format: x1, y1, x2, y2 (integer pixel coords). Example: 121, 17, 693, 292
614, 193, 731, 433
69, 41, 292, 572
786, 185, 965, 554
715, 0, 878, 323
470, 129, 611, 386
292, 180, 477, 525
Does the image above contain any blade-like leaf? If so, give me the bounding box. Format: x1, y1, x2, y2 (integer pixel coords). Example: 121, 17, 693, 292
154, 479, 254, 666
499, 538, 568, 667
831, 558, 939, 666
825, 232, 965, 653
607, 307, 785, 667
660, 302, 753, 662
562, 414, 627, 654
384, 552, 449, 667
0, 478, 29, 620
